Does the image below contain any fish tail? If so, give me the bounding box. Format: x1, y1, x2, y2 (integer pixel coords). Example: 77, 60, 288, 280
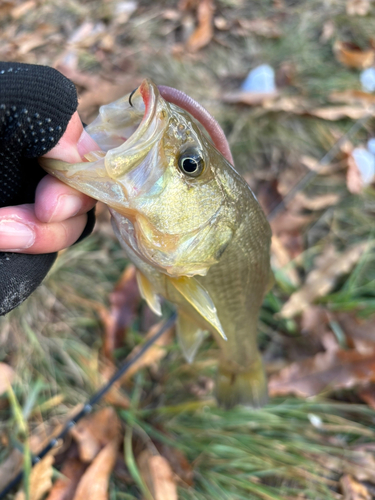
216, 354, 268, 409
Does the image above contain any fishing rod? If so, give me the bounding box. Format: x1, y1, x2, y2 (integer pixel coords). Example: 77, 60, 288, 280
0, 312, 177, 499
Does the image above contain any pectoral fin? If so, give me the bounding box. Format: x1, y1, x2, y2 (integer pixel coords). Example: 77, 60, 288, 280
136, 271, 162, 316
177, 312, 206, 363
169, 277, 227, 341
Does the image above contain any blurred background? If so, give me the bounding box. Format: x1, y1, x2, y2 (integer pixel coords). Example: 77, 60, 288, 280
1, 0, 375, 498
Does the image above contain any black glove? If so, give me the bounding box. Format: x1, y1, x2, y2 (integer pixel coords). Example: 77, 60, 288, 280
0, 62, 95, 316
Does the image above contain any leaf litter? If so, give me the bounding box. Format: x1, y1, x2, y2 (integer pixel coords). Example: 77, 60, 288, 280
2, 0, 375, 499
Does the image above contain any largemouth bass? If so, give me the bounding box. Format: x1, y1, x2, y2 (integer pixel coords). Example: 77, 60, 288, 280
41, 79, 272, 408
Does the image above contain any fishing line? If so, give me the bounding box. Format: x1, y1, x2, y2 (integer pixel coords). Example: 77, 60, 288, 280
267, 108, 375, 221
0, 312, 177, 500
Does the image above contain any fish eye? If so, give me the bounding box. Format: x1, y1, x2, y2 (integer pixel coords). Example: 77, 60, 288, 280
178, 149, 205, 177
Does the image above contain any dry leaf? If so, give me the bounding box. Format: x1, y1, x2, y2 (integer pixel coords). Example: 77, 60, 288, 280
222, 90, 278, 106
11, 0, 35, 18
137, 450, 178, 500
340, 474, 371, 500
358, 385, 375, 410
271, 235, 301, 286
15, 454, 55, 500
237, 18, 282, 38
186, 0, 214, 52
280, 243, 368, 318
346, 0, 371, 16
46, 459, 86, 500
269, 349, 375, 397
333, 41, 375, 69
71, 407, 121, 463
309, 105, 371, 120
0, 362, 15, 395
336, 312, 375, 352
295, 192, 341, 211
73, 439, 118, 500
157, 444, 194, 487
99, 265, 140, 358
121, 321, 174, 382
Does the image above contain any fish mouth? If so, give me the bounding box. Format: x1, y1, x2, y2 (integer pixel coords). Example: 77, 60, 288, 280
40, 79, 167, 212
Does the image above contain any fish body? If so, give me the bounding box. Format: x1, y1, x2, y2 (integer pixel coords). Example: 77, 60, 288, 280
41, 79, 272, 408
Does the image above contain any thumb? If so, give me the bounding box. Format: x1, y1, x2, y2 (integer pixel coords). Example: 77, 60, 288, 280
43, 111, 100, 163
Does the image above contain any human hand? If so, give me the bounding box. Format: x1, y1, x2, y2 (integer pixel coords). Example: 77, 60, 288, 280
0, 62, 99, 315
0, 111, 98, 253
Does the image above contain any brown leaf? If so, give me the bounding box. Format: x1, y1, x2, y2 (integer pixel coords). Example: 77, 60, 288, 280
358, 385, 375, 410
157, 444, 194, 487
46, 459, 86, 500
336, 312, 375, 352
346, 0, 371, 16
269, 349, 375, 397
15, 453, 55, 500
347, 149, 368, 195
271, 235, 301, 287
280, 243, 368, 318
98, 265, 140, 358
121, 321, 174, 383
71, 407, 121, 463
0, 362, 15, 396
334, 41, 375, 69
222, 90, 279, 106
340, 474, 371, 500
186, 0, 214, 52
72, 439, 119, 500
11, 0, 35, 18
294, 192, 341, 211
137, 450, 178, 500
237, 18, 282, 38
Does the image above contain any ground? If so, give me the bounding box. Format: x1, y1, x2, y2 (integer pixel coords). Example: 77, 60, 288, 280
1, 0, 375, 499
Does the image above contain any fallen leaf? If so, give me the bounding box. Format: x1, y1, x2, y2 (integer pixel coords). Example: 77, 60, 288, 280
72, 439, 119, 500
358, 385, 375, 410
121, 321, 174, 382
46, 459, 86, 500
71, 407, 121, 463
98, 265, 140, 358
15, 453, 55, 500
340, 474, 371, 500
11, 0, 35, 18
0, 362, 15, 395
186, 0, 214, 52
137, 450, 178, 500
329, 90, 375, 106
157, 444, 194, 487
308, 105, 371, 121
336, 312, 375, 352
294, 192, 341, 211
222, 90, 279, 106
237, 18, 282, 38
333, 41, 375, 69
280, 243, 368, 318
271, 235, 301, 286
346, 0, 371, 16
269, 349, 375, 397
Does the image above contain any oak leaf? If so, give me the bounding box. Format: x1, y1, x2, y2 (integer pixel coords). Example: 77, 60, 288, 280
137, 450, 178, 500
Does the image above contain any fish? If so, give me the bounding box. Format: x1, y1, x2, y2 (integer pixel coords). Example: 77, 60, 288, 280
40, 79, 272, 409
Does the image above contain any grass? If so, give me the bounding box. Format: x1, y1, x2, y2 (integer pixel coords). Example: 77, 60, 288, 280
2, 0, 375, 498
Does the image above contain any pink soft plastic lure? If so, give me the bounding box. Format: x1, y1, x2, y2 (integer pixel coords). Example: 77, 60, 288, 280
158, 85, 234, 165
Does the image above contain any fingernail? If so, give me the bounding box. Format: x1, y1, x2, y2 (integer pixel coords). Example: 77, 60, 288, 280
77, 128, 101, 159
49, 194, 83, 222
0, 220, 35, 250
